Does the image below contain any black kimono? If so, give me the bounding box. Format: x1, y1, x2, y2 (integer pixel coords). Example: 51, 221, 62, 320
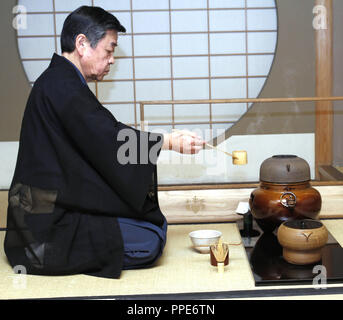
4, 53, 165, 278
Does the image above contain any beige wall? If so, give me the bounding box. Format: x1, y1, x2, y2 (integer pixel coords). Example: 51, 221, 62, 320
0, 0, 31, 141
333, 0, 343, 166
0, 0, 342, 164
222, 0, 316, 140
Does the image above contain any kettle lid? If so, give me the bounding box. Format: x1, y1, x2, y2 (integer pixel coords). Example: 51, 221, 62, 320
260, 155, 311, 183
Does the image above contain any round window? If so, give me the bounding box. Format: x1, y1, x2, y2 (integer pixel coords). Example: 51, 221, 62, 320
16, 0, 278, 136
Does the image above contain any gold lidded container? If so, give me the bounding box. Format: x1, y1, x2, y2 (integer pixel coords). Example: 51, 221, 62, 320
277, 219, 328, 265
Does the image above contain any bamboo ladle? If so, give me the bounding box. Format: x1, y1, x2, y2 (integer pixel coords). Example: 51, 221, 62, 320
204, 143, 247, 165
172, 129, 248, 165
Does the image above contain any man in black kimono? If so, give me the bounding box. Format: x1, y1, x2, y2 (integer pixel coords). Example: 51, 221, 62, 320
4, 6, 204, 278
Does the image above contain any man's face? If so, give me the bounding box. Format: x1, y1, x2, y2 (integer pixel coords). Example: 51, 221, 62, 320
81, 30, 118, 82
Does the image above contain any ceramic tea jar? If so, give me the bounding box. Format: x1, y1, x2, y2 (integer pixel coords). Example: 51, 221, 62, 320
249, 155, 322, 232
277, 219, 328, 265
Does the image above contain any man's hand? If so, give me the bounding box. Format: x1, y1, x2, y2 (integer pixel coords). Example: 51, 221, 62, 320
162, 130, 205, 154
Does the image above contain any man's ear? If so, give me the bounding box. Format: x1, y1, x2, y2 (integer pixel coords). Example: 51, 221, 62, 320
75, 34, 88, 56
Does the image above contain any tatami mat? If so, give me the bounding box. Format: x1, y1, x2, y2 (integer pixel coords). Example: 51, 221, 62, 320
0, 223, 255, 299
0, 191, 7, 229
1, 220, 343, 300
321, 220, 343, 245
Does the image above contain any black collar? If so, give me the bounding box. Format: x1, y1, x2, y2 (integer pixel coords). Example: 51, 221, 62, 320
49, 53, 87, 86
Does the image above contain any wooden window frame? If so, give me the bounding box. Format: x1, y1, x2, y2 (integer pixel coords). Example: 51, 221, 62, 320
139, 96, 343, 191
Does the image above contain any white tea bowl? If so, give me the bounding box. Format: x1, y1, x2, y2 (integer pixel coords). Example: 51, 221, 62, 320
189, 230, 222, 253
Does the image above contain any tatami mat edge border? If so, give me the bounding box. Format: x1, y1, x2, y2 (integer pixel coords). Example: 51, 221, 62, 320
22, 286, 343, 300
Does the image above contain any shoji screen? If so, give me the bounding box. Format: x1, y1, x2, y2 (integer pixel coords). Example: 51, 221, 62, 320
17, 0, 277, 137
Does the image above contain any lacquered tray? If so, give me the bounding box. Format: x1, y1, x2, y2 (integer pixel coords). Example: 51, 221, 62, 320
241, 221, 343, 287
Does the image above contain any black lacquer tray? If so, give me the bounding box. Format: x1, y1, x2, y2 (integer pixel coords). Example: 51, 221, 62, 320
239, 219, 343, 287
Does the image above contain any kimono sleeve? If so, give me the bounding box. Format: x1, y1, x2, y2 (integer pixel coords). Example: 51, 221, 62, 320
50, 89, 163, 213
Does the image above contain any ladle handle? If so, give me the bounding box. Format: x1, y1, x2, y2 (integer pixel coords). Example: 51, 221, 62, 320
205, 143, 234, 158
172, 129, 236, 159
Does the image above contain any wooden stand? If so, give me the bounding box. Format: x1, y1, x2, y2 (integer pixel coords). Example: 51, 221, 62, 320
315, 0, 334, 180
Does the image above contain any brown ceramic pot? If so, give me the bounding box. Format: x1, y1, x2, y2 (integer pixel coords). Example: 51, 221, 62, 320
277, 219, 328, 265
249, 155, 322, 232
